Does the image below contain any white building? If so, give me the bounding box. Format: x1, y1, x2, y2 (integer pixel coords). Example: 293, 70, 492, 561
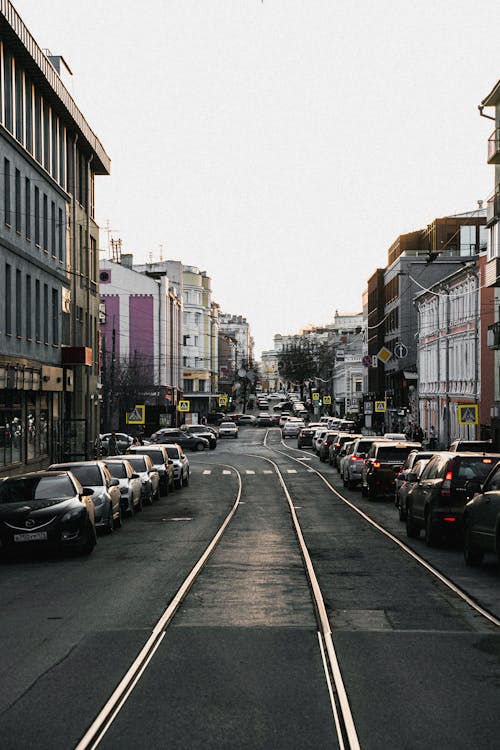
219, 314, 253, 368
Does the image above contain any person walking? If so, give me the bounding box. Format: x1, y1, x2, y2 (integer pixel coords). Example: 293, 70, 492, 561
107, 431, 120, 455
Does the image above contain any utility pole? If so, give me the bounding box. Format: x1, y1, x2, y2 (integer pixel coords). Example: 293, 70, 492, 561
110, 323, 116, 430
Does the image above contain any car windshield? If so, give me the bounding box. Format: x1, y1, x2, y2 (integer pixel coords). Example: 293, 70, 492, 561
124, 456, 146, 471
57, 465, 102, 486
377, 447, 414, 461
0, 475, 75, 503
134, 449, 164, 464
105, 463, 127, 478
220, 422, 235, 428
164, 446, 180, 459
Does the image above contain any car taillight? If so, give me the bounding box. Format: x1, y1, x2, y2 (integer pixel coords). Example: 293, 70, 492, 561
335, 443, 341, 448
441, 467, 454, 497
373, 461, 381, 468
323, 440, 328, 446
352, 455, 363, 461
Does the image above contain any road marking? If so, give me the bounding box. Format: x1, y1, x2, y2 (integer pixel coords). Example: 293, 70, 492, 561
287, 469, 297, 474
222, 470, 232, 475
263, 470, 273, 474
202, 470, 211, 475
246, 470, 255, 474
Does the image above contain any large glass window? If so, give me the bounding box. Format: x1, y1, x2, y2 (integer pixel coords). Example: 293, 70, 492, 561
35, 279, 41, 341
25, 275, 31, 339
25, 77, 33, 154
15, 168, 21, 233
15, 64, 23, 142
43, 283, 49, 343
16, 269, 21, 337
58, 207, 63, 261
34, 185, 40, 245
52, 288, 59, 345
4, 158, 11, 226
51, 201, 56, 256
34, 92, 41, 162
25, 177, 31, 240
4, 50, 13, 132
42, 193, 48, 251
5, 263, 12, 335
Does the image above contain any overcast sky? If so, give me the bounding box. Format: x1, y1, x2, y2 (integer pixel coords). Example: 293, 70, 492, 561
12, 0, 500, 356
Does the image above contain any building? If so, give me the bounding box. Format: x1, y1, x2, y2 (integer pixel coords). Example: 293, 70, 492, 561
416, 263, 486, 446
0, 3, 110, 474
481, 79, 500, 449
219, 314, 253, 370
98, 254, 183, 433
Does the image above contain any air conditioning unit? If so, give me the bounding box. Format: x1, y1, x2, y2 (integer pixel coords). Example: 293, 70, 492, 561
99, 269, 111, 283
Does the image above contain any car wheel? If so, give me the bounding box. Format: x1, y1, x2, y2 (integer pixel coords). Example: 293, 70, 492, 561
104, 506, 114, 534
406, 504, 420, 539
464, 522, 483, 566
175, 474, 183, 490
195, 442, 205, 451
79, 520, 97, 555
114, 504, 123, 529
425, 510, 439, 547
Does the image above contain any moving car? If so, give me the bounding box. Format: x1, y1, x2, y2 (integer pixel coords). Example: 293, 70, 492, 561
0, 471, 96, 555
282, 419, 305, 439
406, 452, 500, 545
125, 446, 175, 495
181, 425, 217, 450
218, 421, 238, 439
396, 459, 430, 521
257, 413, 274, 427
297, 423, 323, 448
448, 439, 494, 453
318, 431, 340, 462
116, 453, 160, 505
150, 428, 209, 452
104, 458, 142, 516
236, 414, 258, 426
329, 433, 363, 469
48, 460, 122, 533
361, 442, 422, 500
341, 437, 384, 489
99, 432, 134, 456
394, 450, 436, 518
463, 459, 500, 566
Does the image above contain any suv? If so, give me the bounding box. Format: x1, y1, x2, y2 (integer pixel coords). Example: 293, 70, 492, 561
361, 441, 422, 499
342, 437, 385, 489
448, 440, 494, 453
406, 452, 500, 545
150, 428, 209, 452
181, 425, 217, 450
329, 433, 363, 469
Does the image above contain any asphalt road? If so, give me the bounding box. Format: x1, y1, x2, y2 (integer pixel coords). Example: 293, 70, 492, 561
1, 426, 500, 749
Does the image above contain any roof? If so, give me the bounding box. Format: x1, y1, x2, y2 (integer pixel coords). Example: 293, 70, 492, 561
482, 79, 500, 107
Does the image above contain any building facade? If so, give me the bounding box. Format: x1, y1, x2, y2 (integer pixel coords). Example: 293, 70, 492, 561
0, 2, 110, 474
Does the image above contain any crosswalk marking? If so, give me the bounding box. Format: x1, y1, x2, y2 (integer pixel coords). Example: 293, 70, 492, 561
246, 470, 255, 474
263, 470, 273, 474
287, 469, 297, 474
222, 470, 232, 475
202, 469, 211, 475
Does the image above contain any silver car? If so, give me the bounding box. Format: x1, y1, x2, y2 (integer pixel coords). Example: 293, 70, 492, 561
48, 461, 122, 533
118, 453, 160, 504
218, 421, 238, 439
160, 443, 190, 488
104, 459, 142, 516
282, 419, 305, 439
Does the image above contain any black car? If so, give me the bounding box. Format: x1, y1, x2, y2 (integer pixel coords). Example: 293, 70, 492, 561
406, 452, 500, 545
181, 425, 217, 449
150, 428, 209, 452
463, 459, 500, 566
0, 471, 96, 555
297, 424, 323, 448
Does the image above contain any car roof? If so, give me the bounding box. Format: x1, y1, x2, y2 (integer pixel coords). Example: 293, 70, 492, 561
50, 460, 105, 467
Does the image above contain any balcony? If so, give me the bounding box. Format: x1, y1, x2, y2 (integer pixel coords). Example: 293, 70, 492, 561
487, 321, 500, 349
485, 257, 500, 288
488, 128, 500, 164
487, 190, 500, 225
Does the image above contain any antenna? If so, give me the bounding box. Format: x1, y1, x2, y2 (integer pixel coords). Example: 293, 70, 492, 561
110, 238, 122, 264
102, 219, 120, 255
159, 244, 163, 262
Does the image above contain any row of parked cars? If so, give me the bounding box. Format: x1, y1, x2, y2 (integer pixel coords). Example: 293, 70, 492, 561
0, 443, 191, 558
301, 425, 500, 569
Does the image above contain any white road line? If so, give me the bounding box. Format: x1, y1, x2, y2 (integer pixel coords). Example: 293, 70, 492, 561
246, 470, 255, 474
202, 470, 211, 475
222, 470, 232, 475
287, 469, 297, 474
263, 470, 273, 474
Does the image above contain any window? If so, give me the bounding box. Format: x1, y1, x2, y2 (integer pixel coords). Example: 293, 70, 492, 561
35, 280, 40, 340
50, 201, 56, 255
58, 207, 63, 261
16, 270, 21, 337
59, 125, 65, 188
183, 379, 194, 391
25, 275, 31, 339
25, 178, 31, 239
15, 168, 21, 233
15, 64, 23, 142
4, 158, 11, 226
51, 115, 57, 177
42, 193, 48, 251
5, 264, 12, 335
34, 186, 40, 245
198, 380, 206, 392
4, 50, 13, 132
34, 92, 42, 162
42, 100, 50, 170
43, 283, 49, 343
25, 77, 33, 154
52, 288, 58, 345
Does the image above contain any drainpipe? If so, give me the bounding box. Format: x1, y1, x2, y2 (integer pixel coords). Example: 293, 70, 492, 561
85, 153, 94, 459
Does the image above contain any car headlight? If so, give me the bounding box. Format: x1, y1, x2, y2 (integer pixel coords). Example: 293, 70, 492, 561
62, 507, 85, 522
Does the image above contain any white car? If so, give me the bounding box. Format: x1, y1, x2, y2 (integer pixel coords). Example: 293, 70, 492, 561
161, 443, 190, 488
218, 421, 239, 439
104, 459, 142, 515
282, 419, 305, 438
312, 429, 329, 453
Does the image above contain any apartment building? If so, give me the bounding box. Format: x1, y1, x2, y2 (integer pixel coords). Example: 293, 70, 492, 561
0, 2, 110, 473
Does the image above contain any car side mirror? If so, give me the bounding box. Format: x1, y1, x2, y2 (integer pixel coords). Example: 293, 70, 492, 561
407, 472, 418, 483
109, 478, 119, 487
168, 459, 174, 465
465, 478, 482, 500
81, 487, 94, 496
131, 473, 140, 479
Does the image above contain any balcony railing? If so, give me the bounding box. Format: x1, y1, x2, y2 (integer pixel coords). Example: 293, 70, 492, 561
487, 321, 500, 349
487, 190, 500, 225
488, 128, 500, 164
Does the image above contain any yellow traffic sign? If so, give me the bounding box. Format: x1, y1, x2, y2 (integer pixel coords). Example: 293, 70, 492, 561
218, 395, 228, 407
177, 400, 190, 412
377, 347, 392, 364
126, 404, 145, 425
312, 392, 320, 401
374, 400, 386, 413
457, 404, 478, 425
323, 395, 332, 405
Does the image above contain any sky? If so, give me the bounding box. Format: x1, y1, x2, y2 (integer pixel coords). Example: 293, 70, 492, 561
12, 0, 500, 357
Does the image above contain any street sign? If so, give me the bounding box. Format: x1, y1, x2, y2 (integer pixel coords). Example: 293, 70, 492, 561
126, 404, 145, 425
362, 355, 372, 367
364, 401, 373, 415
394, 343, 408, 359
377, 347, 392, 364
177, 400, 190, 413
323, 395, 332, 405
312, 392, 320, 401
374, 400, 387, 413
458, 404, 478, 425
218, 395, 228, 407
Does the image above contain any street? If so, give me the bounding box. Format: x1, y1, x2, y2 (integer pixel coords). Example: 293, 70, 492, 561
1, 426, 500, 749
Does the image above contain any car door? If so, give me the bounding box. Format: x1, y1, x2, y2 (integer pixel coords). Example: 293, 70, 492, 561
410, 455, 444, 523
469, 465, 500, 550
102, 465, 120, 515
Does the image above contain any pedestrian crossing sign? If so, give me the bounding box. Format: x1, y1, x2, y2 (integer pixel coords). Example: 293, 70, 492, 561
375, 400, 387, 413
323, 395, 332, 404
126, 405, 145, 424
458, 404, 478, 425
177, 400, 190, 412
218, 395, 228, 407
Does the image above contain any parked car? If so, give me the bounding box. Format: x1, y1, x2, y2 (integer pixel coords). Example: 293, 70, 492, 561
180, 425, 217, 450
361, 441, 422, 500
279, 412, 293, 428
0, 471, 96, 555
383, 433, 408, 441
396, 459, 431, 521
463, 459, 500, 566
159, 443, 190, 488
150, 428, 209, 452
104, 459, 142, 516
395, 450, 437, 516
48, 460, 122, 533
282, 419, 305, 439
448, 439, 494, 453
329, 433, 363, 469
218, 421, 239, 439
297, 423, 323, 448
125, 446, 175, 495
116, 453, 160, 505
405, 452, 500, 545
342, 437, 384, 489
236, 414, 258, 426
99, 432, 134, 456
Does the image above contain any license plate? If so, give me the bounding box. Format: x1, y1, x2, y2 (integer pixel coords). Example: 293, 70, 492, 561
13, 531, 48, 543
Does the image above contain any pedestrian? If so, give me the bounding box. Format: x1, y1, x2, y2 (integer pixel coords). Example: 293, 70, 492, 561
429, 425, 437, 449
107, 431, 120, 455
415, 425, 424, 443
